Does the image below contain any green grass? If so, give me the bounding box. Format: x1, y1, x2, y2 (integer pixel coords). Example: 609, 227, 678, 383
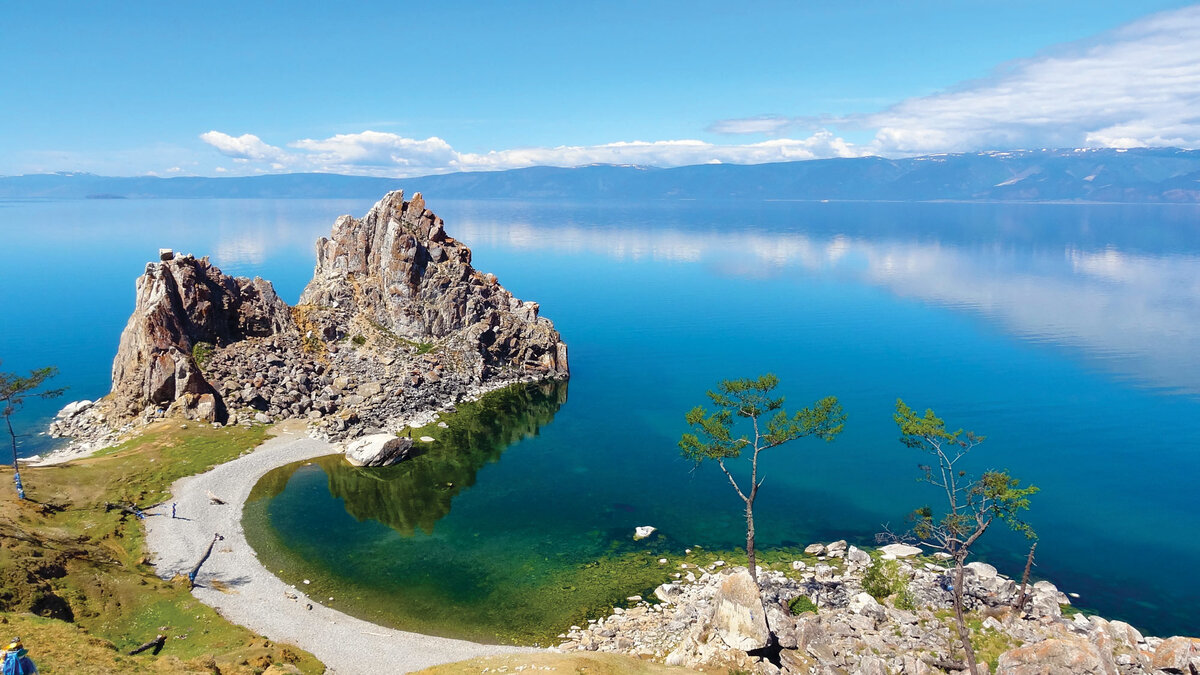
862, 555, 915, 609
1, 422, 323, 674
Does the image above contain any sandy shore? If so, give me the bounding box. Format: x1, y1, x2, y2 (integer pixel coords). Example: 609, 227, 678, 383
144, 420, 533, 674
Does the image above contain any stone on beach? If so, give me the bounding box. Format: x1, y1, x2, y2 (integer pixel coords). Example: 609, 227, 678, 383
344, 433, 414, 467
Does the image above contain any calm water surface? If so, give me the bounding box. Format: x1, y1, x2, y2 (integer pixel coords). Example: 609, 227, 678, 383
2, 197, 1198, 639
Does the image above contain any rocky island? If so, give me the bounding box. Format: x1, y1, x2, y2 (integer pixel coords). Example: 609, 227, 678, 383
46, 190, 568, 460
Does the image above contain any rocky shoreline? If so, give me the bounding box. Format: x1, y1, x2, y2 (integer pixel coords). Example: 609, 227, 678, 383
38, 191, 568, 464
557, 541, 1200, 674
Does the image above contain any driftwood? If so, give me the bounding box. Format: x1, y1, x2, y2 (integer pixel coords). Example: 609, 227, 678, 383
188, 532, 224, 588
1013, 542, 1038, 612
104, 502, 146, 519
128, 634, 166, 655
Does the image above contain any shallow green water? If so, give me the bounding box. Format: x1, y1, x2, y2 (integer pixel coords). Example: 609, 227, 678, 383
244, 381, 694, 644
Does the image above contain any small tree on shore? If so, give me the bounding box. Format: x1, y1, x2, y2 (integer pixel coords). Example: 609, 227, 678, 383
1, 361, 65, 500
888, 399, 1037, 675
679, 374, 845, 584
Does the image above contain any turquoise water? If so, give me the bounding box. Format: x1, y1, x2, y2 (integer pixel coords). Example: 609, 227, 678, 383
3, 197, 1199, 638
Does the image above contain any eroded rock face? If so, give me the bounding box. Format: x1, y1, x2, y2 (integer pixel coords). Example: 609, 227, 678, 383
52, 192, 569, 452
300, 191, 568, 383
109, 254, 293, 423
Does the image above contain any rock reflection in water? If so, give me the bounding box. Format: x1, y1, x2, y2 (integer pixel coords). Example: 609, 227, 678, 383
321, 379, 567, 535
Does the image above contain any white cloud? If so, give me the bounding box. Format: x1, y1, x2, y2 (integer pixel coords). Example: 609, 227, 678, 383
199, 131, 290, 162
289, 131, 458, 174
712, 6, 1200, 155
193, 6, 1200, 177
707, 115, 796, 135
198, 129, 866, 176
454, 132, 866, 171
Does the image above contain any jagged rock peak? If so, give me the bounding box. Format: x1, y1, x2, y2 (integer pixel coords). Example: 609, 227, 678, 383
300, 190, 568, 380
109, 252, 293, 423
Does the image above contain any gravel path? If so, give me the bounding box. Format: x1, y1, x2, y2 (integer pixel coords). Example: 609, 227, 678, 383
144, 421, 533, 673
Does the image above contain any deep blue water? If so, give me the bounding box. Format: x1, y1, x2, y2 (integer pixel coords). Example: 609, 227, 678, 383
2, 197, 1199, 638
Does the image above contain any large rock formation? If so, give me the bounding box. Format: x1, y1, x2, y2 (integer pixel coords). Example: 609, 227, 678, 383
299, 190, 568, 382
51, 192, 568, 447
109, 253, 294, 423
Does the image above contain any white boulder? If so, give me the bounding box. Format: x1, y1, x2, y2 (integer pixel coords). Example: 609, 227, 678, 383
344, 433, 414, 467
880, 543, 923, 559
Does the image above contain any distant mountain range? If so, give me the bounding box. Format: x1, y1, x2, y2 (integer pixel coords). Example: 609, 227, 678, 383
4, 148, 1200, 202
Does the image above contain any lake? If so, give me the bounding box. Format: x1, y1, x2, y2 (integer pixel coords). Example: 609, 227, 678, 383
2, 197, 1198, 640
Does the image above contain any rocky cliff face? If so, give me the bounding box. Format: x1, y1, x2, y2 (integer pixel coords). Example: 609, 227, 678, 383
299, 190, 568, 382
53, 192, 568, 448
108, 253, 294, 423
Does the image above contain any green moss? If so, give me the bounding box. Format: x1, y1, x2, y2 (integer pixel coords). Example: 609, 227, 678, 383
788, 595, 817, 615
351, 334, 366, 346
191, 341, 214, 368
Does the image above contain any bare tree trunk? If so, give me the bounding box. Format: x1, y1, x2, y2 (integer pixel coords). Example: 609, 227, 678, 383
1014, 542, 1038, 612
952, 560, 980, 675
128, 634, 166, 655
745, 499, 757, 583
188, 533, 223, 588
6, 414, 24, 500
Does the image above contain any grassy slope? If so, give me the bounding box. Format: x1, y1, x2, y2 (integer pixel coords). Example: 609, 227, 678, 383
1, 422, 323, 674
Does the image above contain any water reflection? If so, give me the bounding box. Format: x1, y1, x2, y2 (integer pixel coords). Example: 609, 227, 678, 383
452, 218, 1200, 396
252, 379, 569, 536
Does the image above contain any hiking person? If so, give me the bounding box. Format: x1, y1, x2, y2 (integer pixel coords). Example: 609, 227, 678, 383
2, 637, 38, 675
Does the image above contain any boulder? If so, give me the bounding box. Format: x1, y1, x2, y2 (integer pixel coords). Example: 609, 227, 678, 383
966, 561, 998, 581
847, 592, 886, 623
996, 638, 1116, 674
804, 543, 825, 556
1150, 636, 1200, 671
55, 399, 94, 419
344, 434, 414, 467
712, 570, 771, 651
846, 546, 871, 566
879, 543, 922, 559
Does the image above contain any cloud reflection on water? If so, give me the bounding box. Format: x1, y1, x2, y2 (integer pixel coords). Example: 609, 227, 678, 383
452, 218, 1200, 396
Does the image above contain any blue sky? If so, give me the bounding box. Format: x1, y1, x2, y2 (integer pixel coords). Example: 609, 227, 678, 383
3, 1, 1198, 177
